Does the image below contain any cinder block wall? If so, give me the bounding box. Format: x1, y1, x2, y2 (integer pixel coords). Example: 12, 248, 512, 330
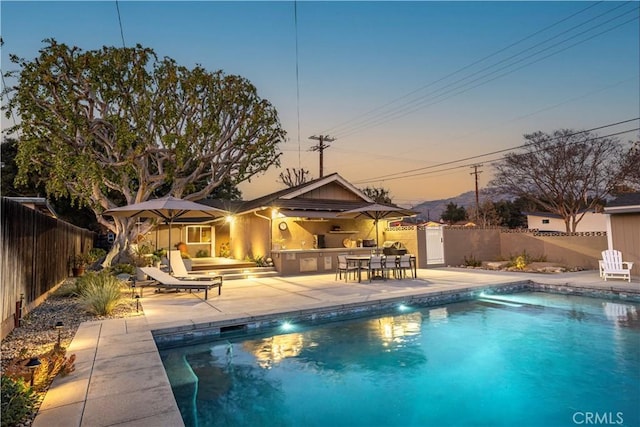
443, 228, 502, 266
442, 228, 606, 269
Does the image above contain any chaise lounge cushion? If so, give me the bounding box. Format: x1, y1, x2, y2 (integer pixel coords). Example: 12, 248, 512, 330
139, 267, 222, 299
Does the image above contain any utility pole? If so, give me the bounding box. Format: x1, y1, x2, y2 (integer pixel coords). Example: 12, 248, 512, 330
470, 164, 483, 222
309, 135, 336, 178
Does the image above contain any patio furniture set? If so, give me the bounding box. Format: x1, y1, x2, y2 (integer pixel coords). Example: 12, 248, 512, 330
336, 254, 417, 283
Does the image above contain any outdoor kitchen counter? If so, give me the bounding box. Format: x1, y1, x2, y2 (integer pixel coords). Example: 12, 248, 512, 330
271, 247, 376, 276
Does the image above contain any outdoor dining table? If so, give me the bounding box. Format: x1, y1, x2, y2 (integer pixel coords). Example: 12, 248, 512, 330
345, 255, 372, 283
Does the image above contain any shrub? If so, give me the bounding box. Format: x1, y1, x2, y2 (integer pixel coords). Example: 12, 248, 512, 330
54, 279, 81, 297
110, 263, 136, 276
88, 248, 106, 264
1, 375, 36, 427
78, 271, 124, 315
506, 250, 546, 270
195, 249, 209, 258
463, 254, 482, 267
513, 255, 527, 270
219, 242, 230, 258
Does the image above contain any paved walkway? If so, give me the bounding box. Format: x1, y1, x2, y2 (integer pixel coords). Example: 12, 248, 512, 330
33, 268, 639, 427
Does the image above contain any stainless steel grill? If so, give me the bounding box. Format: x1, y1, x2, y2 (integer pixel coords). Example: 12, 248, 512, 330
382, 241, 407, 255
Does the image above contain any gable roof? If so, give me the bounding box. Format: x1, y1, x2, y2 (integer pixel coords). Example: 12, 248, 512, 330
604, 192, 640, 214
201, 173, 374, 216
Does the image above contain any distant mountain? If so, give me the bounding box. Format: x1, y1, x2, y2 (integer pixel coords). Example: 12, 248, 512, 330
410, 189, 510, 221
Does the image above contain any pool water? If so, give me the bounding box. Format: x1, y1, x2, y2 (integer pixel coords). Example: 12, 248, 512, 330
160, 292, 640, 427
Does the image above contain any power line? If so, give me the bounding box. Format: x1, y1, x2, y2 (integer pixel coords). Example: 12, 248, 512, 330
115, 0, 126, 48
354, 120, 640, 185
294, 1, 302, 169
335, 6, 638, 139
316, 2, 638, 139
357, 127, 639, 184
357, 118, 639, 183
317, 1, 605, 137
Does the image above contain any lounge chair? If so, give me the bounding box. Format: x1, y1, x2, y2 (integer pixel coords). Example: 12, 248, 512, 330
168, 250, 216, 278
600, 250, 634, 282
139, 267, 222, 299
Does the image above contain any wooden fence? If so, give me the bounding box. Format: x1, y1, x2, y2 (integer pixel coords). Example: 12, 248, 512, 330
1, 198, 95, 339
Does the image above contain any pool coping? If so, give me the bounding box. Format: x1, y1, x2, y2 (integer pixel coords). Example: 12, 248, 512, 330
152, 279, 640, 348
32, 269, 640, 427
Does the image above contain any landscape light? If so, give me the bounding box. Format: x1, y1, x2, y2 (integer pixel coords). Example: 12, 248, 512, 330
55, 321, 64, 346
26, 357, 41, 387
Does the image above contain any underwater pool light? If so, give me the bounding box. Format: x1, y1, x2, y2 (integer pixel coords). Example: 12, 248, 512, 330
281, 321, 294, 331
398, 303, 410, 312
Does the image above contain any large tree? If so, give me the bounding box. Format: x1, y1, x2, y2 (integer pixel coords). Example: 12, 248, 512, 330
441, 202, 467, 224
3, 40, 286, 261
490, 129, 630, 233
616, 140, 640, 192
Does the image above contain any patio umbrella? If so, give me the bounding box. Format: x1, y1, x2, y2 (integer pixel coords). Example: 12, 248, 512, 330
103, 196, 227, 273
337, 203, 416, 248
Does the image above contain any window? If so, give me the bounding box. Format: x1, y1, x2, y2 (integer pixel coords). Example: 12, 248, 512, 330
186, 226, 212, 244
542, 219, 550, 224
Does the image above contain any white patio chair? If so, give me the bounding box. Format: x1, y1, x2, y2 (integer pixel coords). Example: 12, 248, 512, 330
601, 250, 633, 282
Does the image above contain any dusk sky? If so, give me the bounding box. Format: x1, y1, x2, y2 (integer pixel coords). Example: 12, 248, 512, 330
2, 1, 638, 206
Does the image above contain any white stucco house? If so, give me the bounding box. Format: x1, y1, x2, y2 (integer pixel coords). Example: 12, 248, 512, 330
526, 210, 607, 233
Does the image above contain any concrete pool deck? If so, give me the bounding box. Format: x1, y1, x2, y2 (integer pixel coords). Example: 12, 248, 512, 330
32, 268, 639, 427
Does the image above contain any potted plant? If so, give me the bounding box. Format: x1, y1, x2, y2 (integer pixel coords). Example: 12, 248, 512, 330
70, 254, 89, 277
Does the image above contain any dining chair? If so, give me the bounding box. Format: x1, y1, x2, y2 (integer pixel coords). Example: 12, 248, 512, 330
382, 255, 398, 279
336, 255, 357, 281
397, 254, 414, 279
368, 256, 385, 282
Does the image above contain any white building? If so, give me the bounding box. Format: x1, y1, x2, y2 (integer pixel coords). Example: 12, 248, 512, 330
526, 210, 607, 233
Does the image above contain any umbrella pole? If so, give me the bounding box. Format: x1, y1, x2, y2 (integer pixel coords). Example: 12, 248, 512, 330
375, 219, 379, 254
168, 219, 173, 274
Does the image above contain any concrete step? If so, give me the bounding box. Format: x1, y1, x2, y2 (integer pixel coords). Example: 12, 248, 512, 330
192, 267, 279, 281
220, 270, 280, 280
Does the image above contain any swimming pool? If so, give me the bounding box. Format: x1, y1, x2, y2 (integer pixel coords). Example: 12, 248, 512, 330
160, 292, 640, 427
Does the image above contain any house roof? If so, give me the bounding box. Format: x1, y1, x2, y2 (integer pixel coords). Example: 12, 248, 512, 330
201, 173, 377, 216
524, 211, 565, 219
524, 209, 601, 219
604, 192, 640, 214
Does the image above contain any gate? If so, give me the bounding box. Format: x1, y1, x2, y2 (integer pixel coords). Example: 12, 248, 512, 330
424, 226, 445, 265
